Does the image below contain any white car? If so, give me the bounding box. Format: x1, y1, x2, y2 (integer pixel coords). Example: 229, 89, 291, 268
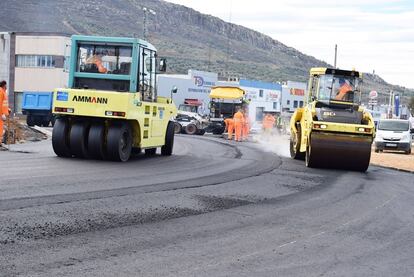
375, 119, 413, 154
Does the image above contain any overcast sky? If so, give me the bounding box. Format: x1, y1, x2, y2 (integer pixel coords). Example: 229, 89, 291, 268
165, 0, 414, 89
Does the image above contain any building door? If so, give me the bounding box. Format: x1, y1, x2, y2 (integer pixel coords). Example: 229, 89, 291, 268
256, 107, 264, 122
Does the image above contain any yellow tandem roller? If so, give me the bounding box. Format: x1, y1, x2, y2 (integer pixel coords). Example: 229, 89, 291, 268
289, 68, 375, 172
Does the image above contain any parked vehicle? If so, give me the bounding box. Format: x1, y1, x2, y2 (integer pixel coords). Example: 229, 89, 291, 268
22, 91, 55, 127
375, 119, 413, 154
174, 100, 208, 135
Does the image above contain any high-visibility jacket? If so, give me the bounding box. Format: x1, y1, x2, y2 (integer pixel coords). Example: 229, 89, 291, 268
233, 111, 244, 124
0, 87, 9, 116
262, 115, 275, 129
335, 83, 353, 100
224, 118, 234, 129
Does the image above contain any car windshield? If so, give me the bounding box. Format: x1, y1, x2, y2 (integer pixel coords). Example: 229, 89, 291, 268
378, 120, 409, 131
77, 43, 132, 75
179, 105, 198, 113
318, 75, 360, 104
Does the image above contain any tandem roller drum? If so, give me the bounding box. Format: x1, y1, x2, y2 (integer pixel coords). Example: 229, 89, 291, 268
305, 132, 372, 172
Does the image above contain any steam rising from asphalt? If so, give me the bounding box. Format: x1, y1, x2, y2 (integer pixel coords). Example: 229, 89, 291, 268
252, 132, 290, 158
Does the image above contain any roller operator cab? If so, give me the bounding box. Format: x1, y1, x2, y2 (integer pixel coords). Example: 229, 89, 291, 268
289, 68, 375, 172
52, 35, 177, 162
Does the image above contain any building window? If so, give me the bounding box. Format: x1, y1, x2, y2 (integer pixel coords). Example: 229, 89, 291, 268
63, 56, 70, 72
273, 102, 277, 110
16, 55, 56, 68
299, 101, 304, 107
287, 100, 290, 105
293, 100, 298, 108
259, 89, 264, 97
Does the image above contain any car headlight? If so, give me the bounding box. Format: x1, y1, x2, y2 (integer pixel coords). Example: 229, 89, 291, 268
375, 134, 382, 140
401, 134, 410, 142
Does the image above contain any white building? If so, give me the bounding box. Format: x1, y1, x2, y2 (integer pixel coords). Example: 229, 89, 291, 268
281, 81, 307, 113
239, 79, 282, 128
157, 70, 217, 115
0, 32, 71, 113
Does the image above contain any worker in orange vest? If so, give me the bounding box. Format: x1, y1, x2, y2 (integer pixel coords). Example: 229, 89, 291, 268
335, 78, 353, 101
224, 118, 234, 140
262, 113, 275, 137
0, 80, 10, 146
233, 108, 244, 142
242, 110, 250, 141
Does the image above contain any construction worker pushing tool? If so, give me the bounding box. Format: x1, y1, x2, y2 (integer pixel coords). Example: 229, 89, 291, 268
233, 107, 244, 142
224, 117, 234, 140
0, 80, 10, 146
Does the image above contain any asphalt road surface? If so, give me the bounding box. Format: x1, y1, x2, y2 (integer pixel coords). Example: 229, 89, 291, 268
1, 135, 413, 276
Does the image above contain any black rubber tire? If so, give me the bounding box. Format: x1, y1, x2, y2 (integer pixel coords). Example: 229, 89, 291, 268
290, 124, 305, 160
406, 148, 412, 155
185, 123, 198, 135
197, 129, 206, 136
42, 120, 50, 127
145, 148, 157, 156
88, 123, 106, 160
212, 126, 225, 135
106, 122, 132, 162
34, 117, 42, 127
52, 118, 72, 157
26, 115, 35, 127
375, 148, 380, 153
69, 121, 90, 159
174, 122, 182, 134
161, 121, 175, 156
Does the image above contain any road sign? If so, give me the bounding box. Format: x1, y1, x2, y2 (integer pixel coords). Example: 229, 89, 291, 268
368, 100, 378, 106
369, 91, 378, 99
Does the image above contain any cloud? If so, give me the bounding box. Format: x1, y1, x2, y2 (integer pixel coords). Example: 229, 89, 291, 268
166, 0, 414, 88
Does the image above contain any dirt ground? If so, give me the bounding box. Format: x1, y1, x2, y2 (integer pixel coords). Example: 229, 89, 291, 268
2, 117, 47, 145
371, 146, 414, 172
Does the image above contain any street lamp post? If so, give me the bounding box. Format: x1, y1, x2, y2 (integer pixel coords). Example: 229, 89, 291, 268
143, 7, 156, 41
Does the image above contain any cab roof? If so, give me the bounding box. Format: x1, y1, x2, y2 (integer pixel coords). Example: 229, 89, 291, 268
310, 67, 362, 78
71, 35, 157, 51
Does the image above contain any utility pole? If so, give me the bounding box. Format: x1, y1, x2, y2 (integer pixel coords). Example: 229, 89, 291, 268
334, 44, 337, 68
142, 7, 156, 41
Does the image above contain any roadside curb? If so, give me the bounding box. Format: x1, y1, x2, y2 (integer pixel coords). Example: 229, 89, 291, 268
371, 163, 414, 174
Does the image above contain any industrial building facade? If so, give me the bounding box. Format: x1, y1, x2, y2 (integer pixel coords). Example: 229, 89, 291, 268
0, 32, 70, 113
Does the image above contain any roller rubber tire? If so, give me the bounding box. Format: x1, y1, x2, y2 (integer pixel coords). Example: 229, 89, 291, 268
106, 122, 132, 162
52, 118, 72, 157
161, 121, 175, 156
69, 121, 90, 159
88, 123, 107, 160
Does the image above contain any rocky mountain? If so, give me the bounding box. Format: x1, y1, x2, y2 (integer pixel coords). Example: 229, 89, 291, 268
0, 0, 412, 103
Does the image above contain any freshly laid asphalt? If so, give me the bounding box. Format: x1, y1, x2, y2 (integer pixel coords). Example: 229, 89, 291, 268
0, 134, 413, 276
